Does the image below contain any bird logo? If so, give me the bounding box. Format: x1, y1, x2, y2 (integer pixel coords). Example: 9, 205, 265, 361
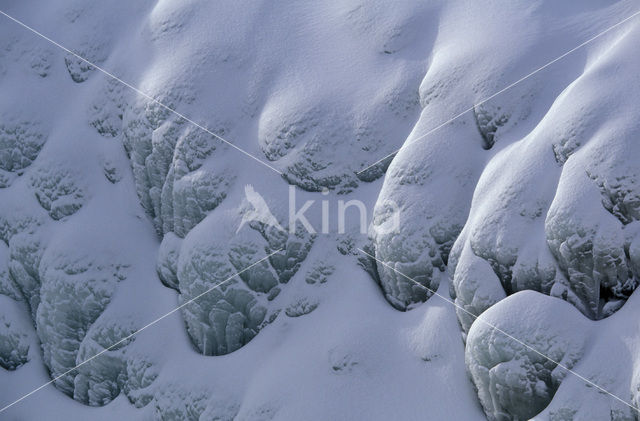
236, 185, 284, 233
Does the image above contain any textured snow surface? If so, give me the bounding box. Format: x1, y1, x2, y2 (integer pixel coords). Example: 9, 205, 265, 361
1, 0, 640, 420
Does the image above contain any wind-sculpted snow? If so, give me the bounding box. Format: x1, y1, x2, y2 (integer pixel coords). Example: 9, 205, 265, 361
545, 122, 640, 321
446, 27, 640, 336
175, 208, 313, 355
149, 384, 242, 421
156, 232, 182, 291
151, 385, 210, 420
0, 118, 46, 188
2, 1, 640, 420
9, 209, 160, 408
8, 231, 45, 320
122, 353, 159, 409
37, 246, 129, 396
448, 243, 506, 336
123, 99, 230, 238
73, 320, 133, 406
370, 80, 485, 309
0, 296, 30, 370
0, 243, 20, 301
259, 85, 422, 193
90, 79, 126, 139
369, 4, 640, 420
64, 43, 104, 84
72, 316, 156, 407
466, 291, 589, 421
31, 164, 86, 220
369, 14, 552, 310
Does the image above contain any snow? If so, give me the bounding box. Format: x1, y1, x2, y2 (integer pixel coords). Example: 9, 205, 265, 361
0, 0, 639, 419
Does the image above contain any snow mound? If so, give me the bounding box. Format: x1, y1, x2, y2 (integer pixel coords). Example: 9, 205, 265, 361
466, 291, 589, 421
1, 1, 640, 420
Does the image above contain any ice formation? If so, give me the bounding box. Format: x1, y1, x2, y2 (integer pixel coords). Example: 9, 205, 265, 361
1, 1, 640, 420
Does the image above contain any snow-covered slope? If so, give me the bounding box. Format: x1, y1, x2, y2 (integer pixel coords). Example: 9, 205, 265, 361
1, 0, 640, 420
